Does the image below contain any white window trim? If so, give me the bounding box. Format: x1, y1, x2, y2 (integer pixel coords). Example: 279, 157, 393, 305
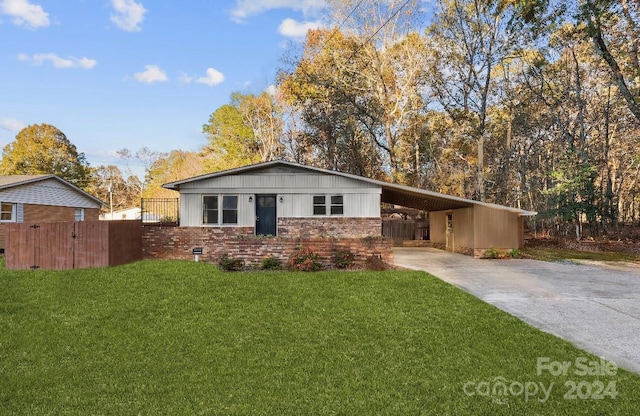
202, 194, 239, 226
75, 208, 85, 221
203, 195, 219, 225
312, 194, 344, 216
0, 202, 17, 223
330, 195, 344, 216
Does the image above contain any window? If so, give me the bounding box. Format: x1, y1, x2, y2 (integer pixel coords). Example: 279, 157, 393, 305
1, 202, 16, 222
74, 208, 85, 221
222, 195, 238, 224
203, 195, 238, 225
330, 195, 344, 215
203, 196, 219, 224
313, 195, 344, 216
313, 195, 326, 215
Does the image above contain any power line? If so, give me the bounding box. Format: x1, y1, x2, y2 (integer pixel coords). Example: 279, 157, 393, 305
349, 0, 413, 61
307, 0, 367, 62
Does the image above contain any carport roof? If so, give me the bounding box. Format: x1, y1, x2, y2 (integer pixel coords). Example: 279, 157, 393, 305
164, 160, 536, 216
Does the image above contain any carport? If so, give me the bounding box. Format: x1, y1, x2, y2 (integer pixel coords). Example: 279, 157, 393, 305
377, 181, 536, 257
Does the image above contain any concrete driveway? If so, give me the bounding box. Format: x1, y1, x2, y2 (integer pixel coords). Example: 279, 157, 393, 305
393, 247, 640, 375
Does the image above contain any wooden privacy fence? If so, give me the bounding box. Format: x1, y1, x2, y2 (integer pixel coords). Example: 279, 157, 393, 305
382, 219, 430, 241
5, 221, 142, 270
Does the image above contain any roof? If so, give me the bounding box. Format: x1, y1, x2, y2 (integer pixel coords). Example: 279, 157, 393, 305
163, 160, 537, 216
0, 174, 105, 206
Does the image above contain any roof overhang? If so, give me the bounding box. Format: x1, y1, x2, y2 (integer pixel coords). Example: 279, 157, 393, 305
0, 174, 106, 207
163, 160, 537, 216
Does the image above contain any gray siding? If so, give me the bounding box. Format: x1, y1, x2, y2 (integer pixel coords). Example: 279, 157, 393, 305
180, 192, 381, 227
178, 173, 379, 193
177, 171, 381, 227
0, 179, 101, 209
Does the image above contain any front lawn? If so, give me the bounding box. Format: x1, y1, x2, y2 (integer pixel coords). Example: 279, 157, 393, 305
1, 260, 639, 415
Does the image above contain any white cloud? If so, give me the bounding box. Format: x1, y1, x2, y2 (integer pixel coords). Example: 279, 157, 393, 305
195, 67, 225, 86
18, 52, 97, 69
110, 0, 147, 32
133, 65, 168, 83
278, 18, 323, 39
265, 84, 277, 96
0, 0, 50, 29
0, 117, 26, 132
231, 0, 326, 22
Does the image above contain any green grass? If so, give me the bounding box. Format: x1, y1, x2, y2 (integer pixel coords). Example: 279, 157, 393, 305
522, 247, 640, 263
1, 261, 639, 415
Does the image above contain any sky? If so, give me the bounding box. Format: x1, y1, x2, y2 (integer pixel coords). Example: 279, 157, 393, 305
0, 0, 327, 176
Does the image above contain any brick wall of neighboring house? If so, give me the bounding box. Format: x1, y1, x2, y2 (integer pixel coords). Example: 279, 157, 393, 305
23, 204, 100, 222
142, 220, 392, 268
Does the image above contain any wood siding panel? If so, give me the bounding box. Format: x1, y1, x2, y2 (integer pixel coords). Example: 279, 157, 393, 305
5, 223, 32, 269
452, 207, 474, 250
108, 221, 142, 266
36, 223, 75, 270
5, 221, 142, 270
473, 205, 520, 249
0, 224, 5, 251
75, 222, 109, 269
0, 178, 101, 208
429, 211, 446, 245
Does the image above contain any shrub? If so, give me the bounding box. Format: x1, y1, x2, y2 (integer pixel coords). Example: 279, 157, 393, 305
261, 255, 282, 270
287, 247, 322, 272
483, 248, 522, 259
483, 248, 509, 259
218, 253, 245, 271
508, 248, 522, 259
364, 254, 387, 271
333, 249, 355, 269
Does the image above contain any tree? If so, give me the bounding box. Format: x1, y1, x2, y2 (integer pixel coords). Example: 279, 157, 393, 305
115, 146, 168, 197
202, 103, 262, 171
233, 91, 286, 162
143, 150, 206, 198
426, 0, 520, 201
1, 123, 92, 189
92, 165, 143, 211
509, 0, 640, 123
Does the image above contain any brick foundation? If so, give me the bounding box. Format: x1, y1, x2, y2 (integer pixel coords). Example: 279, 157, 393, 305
142, 225, 392, 269
278, 217, 381, 238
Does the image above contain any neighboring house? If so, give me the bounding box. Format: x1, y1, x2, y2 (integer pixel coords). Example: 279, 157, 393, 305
0, 175, 104, 253
100, 207, 142, 220
157, 160, 535, 260
100, 207, 163, 222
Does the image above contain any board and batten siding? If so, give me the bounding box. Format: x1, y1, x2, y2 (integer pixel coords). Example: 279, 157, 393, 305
178, 173, 381, 227
0, 178, 101, 209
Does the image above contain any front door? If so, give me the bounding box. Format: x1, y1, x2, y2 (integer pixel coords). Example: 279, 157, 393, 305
255, 194, 277, 236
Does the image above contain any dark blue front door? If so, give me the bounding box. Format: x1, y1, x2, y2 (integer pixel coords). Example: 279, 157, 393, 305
255, 194, 277, 236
